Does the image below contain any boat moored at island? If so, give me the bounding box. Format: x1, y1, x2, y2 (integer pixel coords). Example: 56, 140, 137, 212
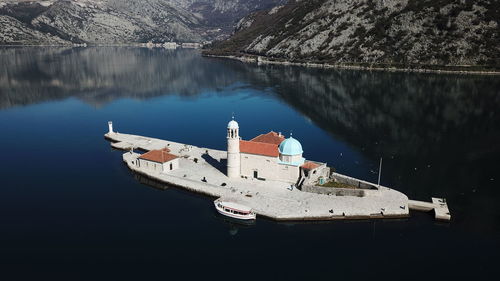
214, 199, 256, 220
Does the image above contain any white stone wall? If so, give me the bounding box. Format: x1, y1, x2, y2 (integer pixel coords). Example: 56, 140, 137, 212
240, 153, 276, 179
275, 163, 300, 183
162, 158, 179, 172
279, 153, 303, 164
279, 154, 290, 162
240, 153, 299, 183
289, 154, 303, 164
136, 158, 179, 173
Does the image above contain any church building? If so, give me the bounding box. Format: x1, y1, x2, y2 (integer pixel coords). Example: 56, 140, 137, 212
226, 118, 329, 184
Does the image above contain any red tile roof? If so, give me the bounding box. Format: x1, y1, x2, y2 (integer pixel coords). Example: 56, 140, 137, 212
250, 131, 285, 145
240, 140, 279, 157
301, 161, 320, 170
139, 148, 178, 163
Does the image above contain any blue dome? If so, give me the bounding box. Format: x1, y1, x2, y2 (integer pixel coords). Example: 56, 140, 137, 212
279, 137, 303, 155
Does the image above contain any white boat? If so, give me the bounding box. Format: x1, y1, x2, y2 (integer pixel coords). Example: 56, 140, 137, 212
214, 199, 256, 220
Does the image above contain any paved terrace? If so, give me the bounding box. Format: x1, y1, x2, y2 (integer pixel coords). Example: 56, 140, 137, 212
105, 132, 411, 221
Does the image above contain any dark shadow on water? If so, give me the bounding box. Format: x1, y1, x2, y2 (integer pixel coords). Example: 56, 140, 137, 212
133, 173, 170, 191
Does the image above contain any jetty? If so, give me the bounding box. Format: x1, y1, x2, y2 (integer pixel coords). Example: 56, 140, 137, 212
104, 122, 450, 222
409, 198, 451, 221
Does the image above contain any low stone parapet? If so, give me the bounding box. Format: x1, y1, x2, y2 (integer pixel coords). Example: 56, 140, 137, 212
302, 185, 365, 197
330, 172, 378, 190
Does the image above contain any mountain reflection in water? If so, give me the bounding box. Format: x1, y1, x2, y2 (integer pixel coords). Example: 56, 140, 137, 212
1, 46, 499, 235
0, 47, 247, 108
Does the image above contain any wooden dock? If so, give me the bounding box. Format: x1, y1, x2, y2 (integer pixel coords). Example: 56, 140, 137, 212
408, 198, 451, 221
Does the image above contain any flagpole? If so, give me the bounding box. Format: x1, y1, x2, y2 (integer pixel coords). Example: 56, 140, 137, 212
377, 157, 382, 188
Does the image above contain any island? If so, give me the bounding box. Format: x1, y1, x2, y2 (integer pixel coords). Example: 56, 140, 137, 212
104, 118, 450, 221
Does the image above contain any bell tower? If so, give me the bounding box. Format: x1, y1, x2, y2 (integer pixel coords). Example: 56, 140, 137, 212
227, 117, 240, 178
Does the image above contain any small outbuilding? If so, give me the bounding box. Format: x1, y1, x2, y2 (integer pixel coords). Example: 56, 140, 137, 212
136, 148, 179, 173
300, 161, 329, 184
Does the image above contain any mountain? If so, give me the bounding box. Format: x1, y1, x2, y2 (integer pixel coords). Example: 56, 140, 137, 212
0, 0, 70, 44
0, 0, 286, 45
0, 0, 204, 44
31, 0, 204, 43
170, 0, 287, 32
0, 14, 70, 45
205, 0, 500, 70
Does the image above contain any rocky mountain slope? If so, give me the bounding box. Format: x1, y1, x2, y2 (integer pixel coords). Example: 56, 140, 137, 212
32, 0, 204, 43
171, 0, 286, 31
206, 0, 500, 70
0, 0, 286, 44
0, 14, 70, 44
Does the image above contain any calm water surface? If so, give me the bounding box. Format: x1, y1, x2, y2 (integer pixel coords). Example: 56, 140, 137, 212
0, 47, 499, 280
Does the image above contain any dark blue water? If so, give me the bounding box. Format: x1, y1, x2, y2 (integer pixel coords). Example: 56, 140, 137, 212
0, 47, 499, 280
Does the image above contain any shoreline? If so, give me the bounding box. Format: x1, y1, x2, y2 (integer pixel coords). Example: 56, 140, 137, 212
3, 44, 495, 75
104, 132, 411, 221
104, 131, 450, 222
0, 43, 202, 48
125, 158, 408, 222
202, 53, 500, 76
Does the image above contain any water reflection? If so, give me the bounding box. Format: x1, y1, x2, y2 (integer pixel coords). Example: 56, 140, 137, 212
214, 212, 256, 235
0, 47, 251, 108
1, 46, 499, 234
134, 173, 170, 191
